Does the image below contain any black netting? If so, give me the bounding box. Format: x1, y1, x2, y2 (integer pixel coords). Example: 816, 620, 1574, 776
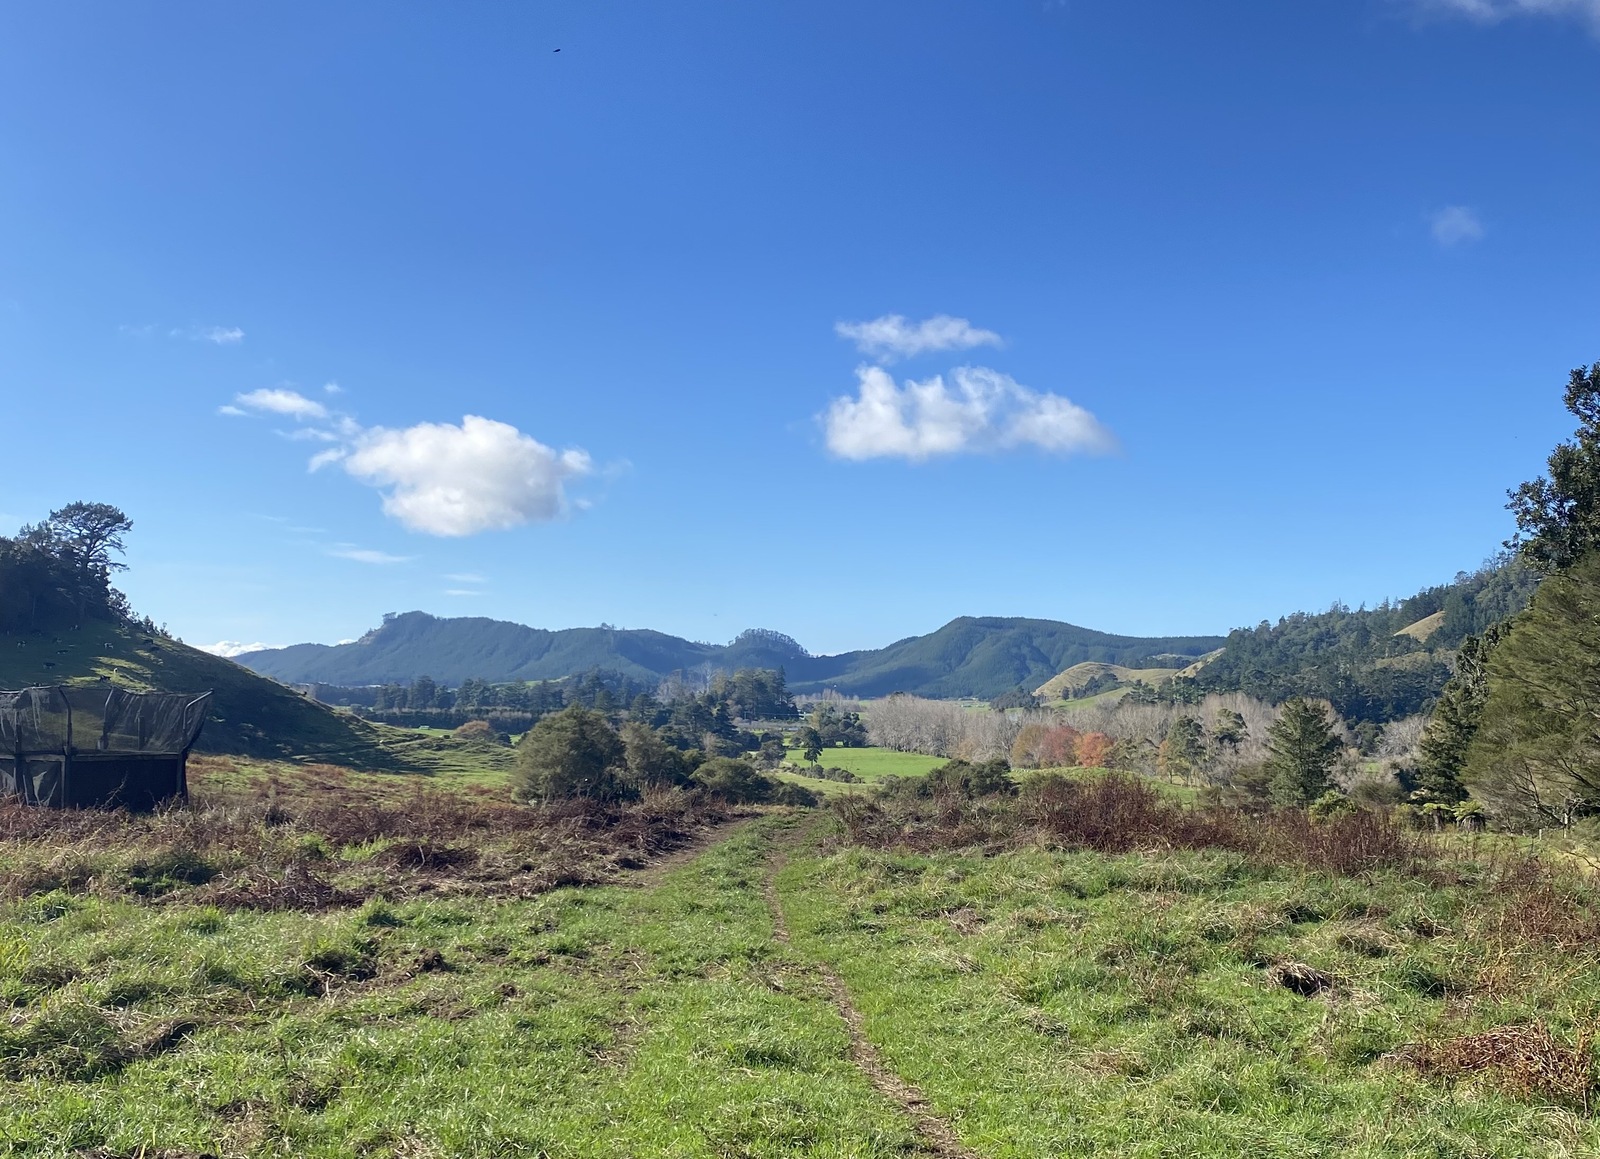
0, 687, 71, 755
0, 687, 210, 757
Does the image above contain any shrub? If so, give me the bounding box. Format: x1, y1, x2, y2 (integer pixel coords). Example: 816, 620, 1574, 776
925, 759, 1015, 799
691, 757, 779, 803
514, 707, 628, 802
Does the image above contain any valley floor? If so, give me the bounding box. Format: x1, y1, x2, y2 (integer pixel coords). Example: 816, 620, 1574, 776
3, 777, 1597, 1158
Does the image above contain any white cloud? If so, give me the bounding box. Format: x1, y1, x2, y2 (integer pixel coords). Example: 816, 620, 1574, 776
197, 640, 280, 658
234, 388, 329, 421
327, 545, 413, 565
1431, 205, 1485, 247
323, 381, 343, 394
225, 387, 594, 537
217, 405, 248, 417
1406, 0, 1600, 31
338, 415, 592, 536
835, 314, 1003, 361
445, 572, 487, 583
118, 323, 155, 338
824, 365, 1115, 462
443, 589, 483, 597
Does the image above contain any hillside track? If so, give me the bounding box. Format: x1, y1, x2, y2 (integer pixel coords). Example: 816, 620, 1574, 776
762, 823, 983, 1159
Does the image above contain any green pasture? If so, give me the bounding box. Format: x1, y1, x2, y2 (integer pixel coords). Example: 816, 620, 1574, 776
785, 746, 945, 782
775, 835, 1600, 1158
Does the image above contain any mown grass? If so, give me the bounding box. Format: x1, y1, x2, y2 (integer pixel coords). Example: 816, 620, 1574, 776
0, 815, 921, 1158
772, 781, 1600, 1157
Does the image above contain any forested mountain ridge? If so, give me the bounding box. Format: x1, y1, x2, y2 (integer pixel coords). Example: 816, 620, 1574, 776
1184, 556, 1540, 722
235, 613, 1227, 699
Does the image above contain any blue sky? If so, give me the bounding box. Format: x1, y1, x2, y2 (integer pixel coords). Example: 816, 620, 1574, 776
2, 1, 1597, 657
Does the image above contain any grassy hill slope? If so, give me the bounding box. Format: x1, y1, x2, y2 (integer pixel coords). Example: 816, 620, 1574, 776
238, 612, 1226, 700
0, 620, 435, 767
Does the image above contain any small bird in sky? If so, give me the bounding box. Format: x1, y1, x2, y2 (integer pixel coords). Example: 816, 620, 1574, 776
553, 48, 561, 52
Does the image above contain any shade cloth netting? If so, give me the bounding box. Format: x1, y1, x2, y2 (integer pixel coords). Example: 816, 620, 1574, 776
0, 687, 211, 757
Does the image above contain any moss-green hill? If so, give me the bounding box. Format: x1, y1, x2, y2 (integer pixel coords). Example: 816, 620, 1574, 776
0, 620, 418, 767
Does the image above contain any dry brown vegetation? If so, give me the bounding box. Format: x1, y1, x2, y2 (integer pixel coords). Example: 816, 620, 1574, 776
0, 763, 735, 910
833, 771, 1437, 875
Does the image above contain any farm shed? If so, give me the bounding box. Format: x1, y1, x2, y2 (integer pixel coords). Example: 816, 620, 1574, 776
1, 686, 211, 810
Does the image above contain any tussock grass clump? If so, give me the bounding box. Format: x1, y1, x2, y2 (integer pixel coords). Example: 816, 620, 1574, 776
1389, 1023, 1597, 1112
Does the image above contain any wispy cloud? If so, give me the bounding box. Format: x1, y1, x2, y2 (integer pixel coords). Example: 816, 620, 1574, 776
835, 314, 1003, 362
443, 589, 483, 597
1402, 0, 1600, 32
217, 404, 248, 417
1431, 205, 1485, 247
233, 388, 329, 421
196, 640, 281, 658
824, 365, 1115, 462
327, 545, 413, 565
445, 572, 487, 584
323, 381, 343, 394
171, 324, 245, 344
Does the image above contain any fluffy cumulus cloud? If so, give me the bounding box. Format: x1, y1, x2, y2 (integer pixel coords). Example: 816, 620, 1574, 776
835, 314, 1003, 361
1431, 205, 1485, 247
824, 365, 1114, 462
222, 387, 594, 537
1408, 0, 1600, 30
332, 416, 593, 536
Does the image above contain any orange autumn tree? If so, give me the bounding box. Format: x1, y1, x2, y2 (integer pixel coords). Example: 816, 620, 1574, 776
1011, 723, 1082, 769
1074, 731, 1115, 769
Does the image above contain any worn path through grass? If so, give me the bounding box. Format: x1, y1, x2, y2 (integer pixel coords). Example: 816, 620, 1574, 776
0, 815, 928, 1158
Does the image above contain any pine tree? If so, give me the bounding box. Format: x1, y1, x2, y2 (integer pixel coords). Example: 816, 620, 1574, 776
1415, 625, 1504, 803
1464, 553, 1600, 827
1266, 698, 1343, 807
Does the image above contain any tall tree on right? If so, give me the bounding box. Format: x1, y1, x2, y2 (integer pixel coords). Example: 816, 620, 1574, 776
1265, 698, 1343, 807
1464, 553, 1600, 827
1507, 362, 1600, 572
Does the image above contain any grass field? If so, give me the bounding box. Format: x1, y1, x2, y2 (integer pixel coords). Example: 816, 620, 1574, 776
5, 763, 1599, 1157
784, 746, 946, 782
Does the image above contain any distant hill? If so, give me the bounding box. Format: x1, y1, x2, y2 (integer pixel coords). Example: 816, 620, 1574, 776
0, 620, 425, 767
1186, 556, 1541, 722
236, 613, 1227, 701
1034, 655, 1222, 702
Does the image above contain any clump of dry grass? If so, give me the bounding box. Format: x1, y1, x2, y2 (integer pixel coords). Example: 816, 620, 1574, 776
1388, 1023, 1597, 1112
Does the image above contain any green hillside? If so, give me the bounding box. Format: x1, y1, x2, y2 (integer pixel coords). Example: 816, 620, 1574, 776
237, 612, 1226, 700
0, 621, 427, 767
1187, 555, 1541, 722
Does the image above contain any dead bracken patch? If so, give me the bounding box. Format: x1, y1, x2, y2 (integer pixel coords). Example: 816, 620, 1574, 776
1388, 1022, 1596, 1112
